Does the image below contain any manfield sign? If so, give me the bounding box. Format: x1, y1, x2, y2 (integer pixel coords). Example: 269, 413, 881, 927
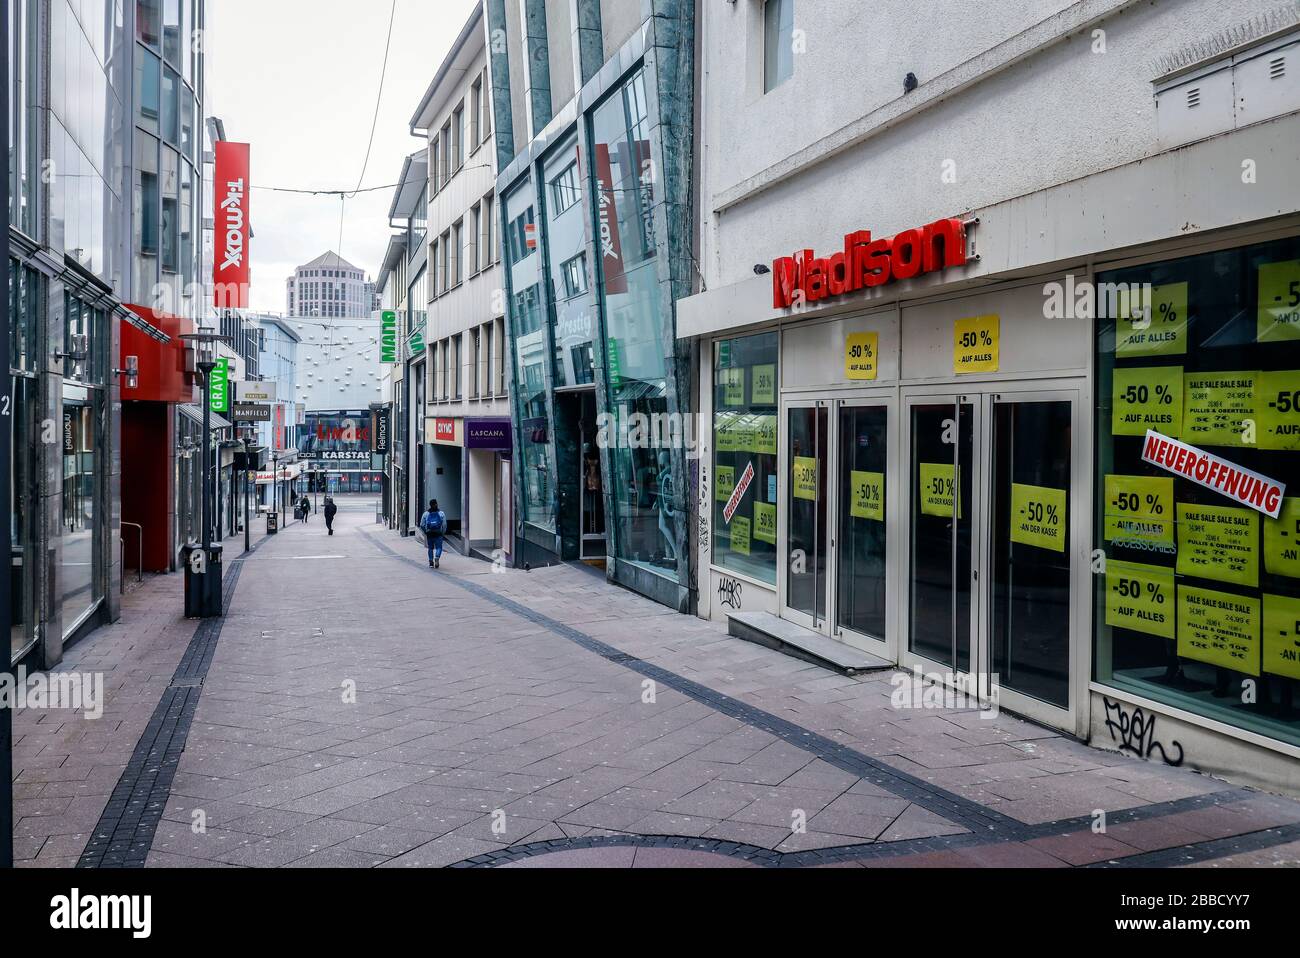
379, 310, 398, 363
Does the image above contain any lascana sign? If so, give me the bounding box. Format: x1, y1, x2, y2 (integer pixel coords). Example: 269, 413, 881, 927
213, 142, 251, 309
379, 310, 398, 363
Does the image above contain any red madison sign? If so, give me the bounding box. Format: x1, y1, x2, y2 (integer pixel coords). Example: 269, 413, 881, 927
213, 141, 251, 309
772, 217, 968, 309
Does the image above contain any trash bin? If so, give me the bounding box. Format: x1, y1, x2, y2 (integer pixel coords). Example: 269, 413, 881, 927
267, 511, 279, 534
181, 543, 223, 618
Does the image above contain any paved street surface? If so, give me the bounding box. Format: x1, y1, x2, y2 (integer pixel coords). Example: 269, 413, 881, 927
12, 496, 1300, 868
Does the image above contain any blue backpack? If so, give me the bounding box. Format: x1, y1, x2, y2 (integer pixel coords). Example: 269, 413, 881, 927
422, 510, 446, 535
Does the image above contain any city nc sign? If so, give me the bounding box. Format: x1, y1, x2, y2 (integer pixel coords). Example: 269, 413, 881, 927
772, 217, 968, 309
213, 142, 251, 309
379, 310, 398, 363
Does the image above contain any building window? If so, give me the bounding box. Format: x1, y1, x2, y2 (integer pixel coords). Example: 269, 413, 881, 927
470, 76, 483, 149
560, 253, 587, 299
138, 0, 161, 47
763, 0, 794, 93
1094, 234, 1300, 747
439, 230, 451, 294
430, 135, 441, 191
452, 220, 464, 286
482, 193, 496, 265
712, 333, 778, 584
550, 161, 580, 214
136, 47, 161, 134
507, 206, 535, 265
470, 203, 482, 275
471, 327, 482, 398
453, 102, 465, 169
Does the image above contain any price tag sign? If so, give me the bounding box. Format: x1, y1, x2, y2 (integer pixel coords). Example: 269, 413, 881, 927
845, 332, 879, 380
1009, 483, 1066, 552
1112, 366, 1183, 436
754, 502, 777, 544
793, 456, 818, 500
1115, 282, 1188, 356
722, 368, 745, 407
752, 364, 776, 404
1183, 371, 1255, 447
1177, 585, 1261, 676
730, 515, 752, 556
919, 462, 960, 518
953, 315, 999, 374
715, 465, 735, 503
1105, 560, 1175, 639
850, 470, 884, 521
1104, 474, 1174, 545
1176, 503, 1259, 588
1256, 370, 1300, 450
1257, 259, 1300, 342
715, 412, 737, 452
755, 415, 777, 455
1264, 593, 1300, 680
1264, 497, 1300, 579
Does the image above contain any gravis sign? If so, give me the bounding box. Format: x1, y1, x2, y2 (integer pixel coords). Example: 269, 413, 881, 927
771, 217, 968, 309
379, 310, 398, 363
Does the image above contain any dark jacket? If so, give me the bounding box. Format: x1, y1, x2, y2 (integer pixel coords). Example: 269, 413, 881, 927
324, 501, 338, 520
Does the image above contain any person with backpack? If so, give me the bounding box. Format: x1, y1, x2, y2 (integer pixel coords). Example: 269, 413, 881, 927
324, 496, 338, 535
300, 496, 311, 523
419, 498, 447, 568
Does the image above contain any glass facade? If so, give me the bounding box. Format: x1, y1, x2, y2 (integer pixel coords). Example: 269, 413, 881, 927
590, 68, 676, 575
505, 178, 555, 535
61, 385, 102, 633
712, 332, 778, 584
543, 135, 596, 389
9, 262, 41, 662
1094, 235, 1300, 746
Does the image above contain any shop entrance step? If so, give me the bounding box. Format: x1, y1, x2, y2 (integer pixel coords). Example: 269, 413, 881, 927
727, 611, 895, 676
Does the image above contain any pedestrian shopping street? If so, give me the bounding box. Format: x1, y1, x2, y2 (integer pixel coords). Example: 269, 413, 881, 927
10, 497, 1300, 869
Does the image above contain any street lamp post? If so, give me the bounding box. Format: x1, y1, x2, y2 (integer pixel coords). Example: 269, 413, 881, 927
179, 331, 230, 617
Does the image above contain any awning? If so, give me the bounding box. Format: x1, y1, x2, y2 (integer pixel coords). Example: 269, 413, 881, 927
179, 403, 233, 430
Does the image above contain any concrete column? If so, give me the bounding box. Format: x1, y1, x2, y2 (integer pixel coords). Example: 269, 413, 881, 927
520, 0, 553, 139
568, 0, 604, 90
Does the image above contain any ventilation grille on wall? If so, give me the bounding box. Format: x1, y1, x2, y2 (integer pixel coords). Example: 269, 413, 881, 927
1186, 87, 1201, 108
1269, 55, 1286, 79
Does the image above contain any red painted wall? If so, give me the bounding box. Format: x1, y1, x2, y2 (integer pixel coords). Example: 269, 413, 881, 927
121, 305, 197, 404
121, 401, 176, 572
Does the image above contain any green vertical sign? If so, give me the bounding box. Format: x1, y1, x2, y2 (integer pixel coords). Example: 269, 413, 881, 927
380, 310, 398, 363
607, 337, 622, 393
210, 357, 229, 414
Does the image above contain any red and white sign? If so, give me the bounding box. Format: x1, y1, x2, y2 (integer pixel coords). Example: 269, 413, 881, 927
594, 144, 627, 295
1141, 430, 1285, 518
772, 217, 968, 309
434, 418, 456, 442
722, 461, 755, 524
213, 141, 251, 309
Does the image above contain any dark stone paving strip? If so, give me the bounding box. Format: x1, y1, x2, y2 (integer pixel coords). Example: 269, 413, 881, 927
1084, 821, 1300, 868
77, 551, 251, 869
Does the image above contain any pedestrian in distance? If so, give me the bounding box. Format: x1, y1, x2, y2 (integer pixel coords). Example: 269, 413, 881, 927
300, 496, 311, 523
419, 498, 447, 568
324, 496, 338, 535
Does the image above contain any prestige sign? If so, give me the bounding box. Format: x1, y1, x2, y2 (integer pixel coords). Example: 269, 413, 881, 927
772, 217, 968, 309
1142, 430, 1285, 518
213, 142, 251, 309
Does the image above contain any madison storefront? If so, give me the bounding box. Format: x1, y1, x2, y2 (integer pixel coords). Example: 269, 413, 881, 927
682, 205, 1300, 790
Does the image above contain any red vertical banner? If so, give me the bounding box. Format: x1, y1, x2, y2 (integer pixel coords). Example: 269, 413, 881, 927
594, 144, 627, 295
213, 141, 251, 309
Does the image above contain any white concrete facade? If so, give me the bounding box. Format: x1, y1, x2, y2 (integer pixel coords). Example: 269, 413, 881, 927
680, 0, 1300, 791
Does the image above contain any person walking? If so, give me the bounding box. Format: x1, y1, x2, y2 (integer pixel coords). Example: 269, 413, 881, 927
300, 496, 311, 523
419, 498, 447, 568
324, 496, 338, 535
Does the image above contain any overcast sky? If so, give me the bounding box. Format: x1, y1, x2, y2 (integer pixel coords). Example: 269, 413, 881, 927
209, 0, 480, 314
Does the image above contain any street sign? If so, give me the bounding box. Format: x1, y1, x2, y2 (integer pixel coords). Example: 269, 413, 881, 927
210, 357, 230, 414
237, 381, 277, 403
231, 403, 272, 421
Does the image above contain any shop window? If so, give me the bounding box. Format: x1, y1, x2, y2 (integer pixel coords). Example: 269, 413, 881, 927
550, 161, 580, 215
1094, 235, 1300, 746
763, 0, 794, 93
713, 332, 779, 584
508, 206, 536, 265
591, 67, 678, 576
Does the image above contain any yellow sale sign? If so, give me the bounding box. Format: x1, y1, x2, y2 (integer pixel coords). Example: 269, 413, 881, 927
1009, 483, 1066, 552
1105, 560, 1175, 640
845, 332, 879, 380
850, 470, 884, 521
1177, 585, 1260, 676
1264, 593, 1300, 680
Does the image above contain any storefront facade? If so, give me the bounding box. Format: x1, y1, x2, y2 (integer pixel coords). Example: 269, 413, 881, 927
489, 3, 697, 609
682, 0, 1300, 790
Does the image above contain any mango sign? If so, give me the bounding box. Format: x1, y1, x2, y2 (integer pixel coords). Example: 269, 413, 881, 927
1141, 430, 1284, 518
